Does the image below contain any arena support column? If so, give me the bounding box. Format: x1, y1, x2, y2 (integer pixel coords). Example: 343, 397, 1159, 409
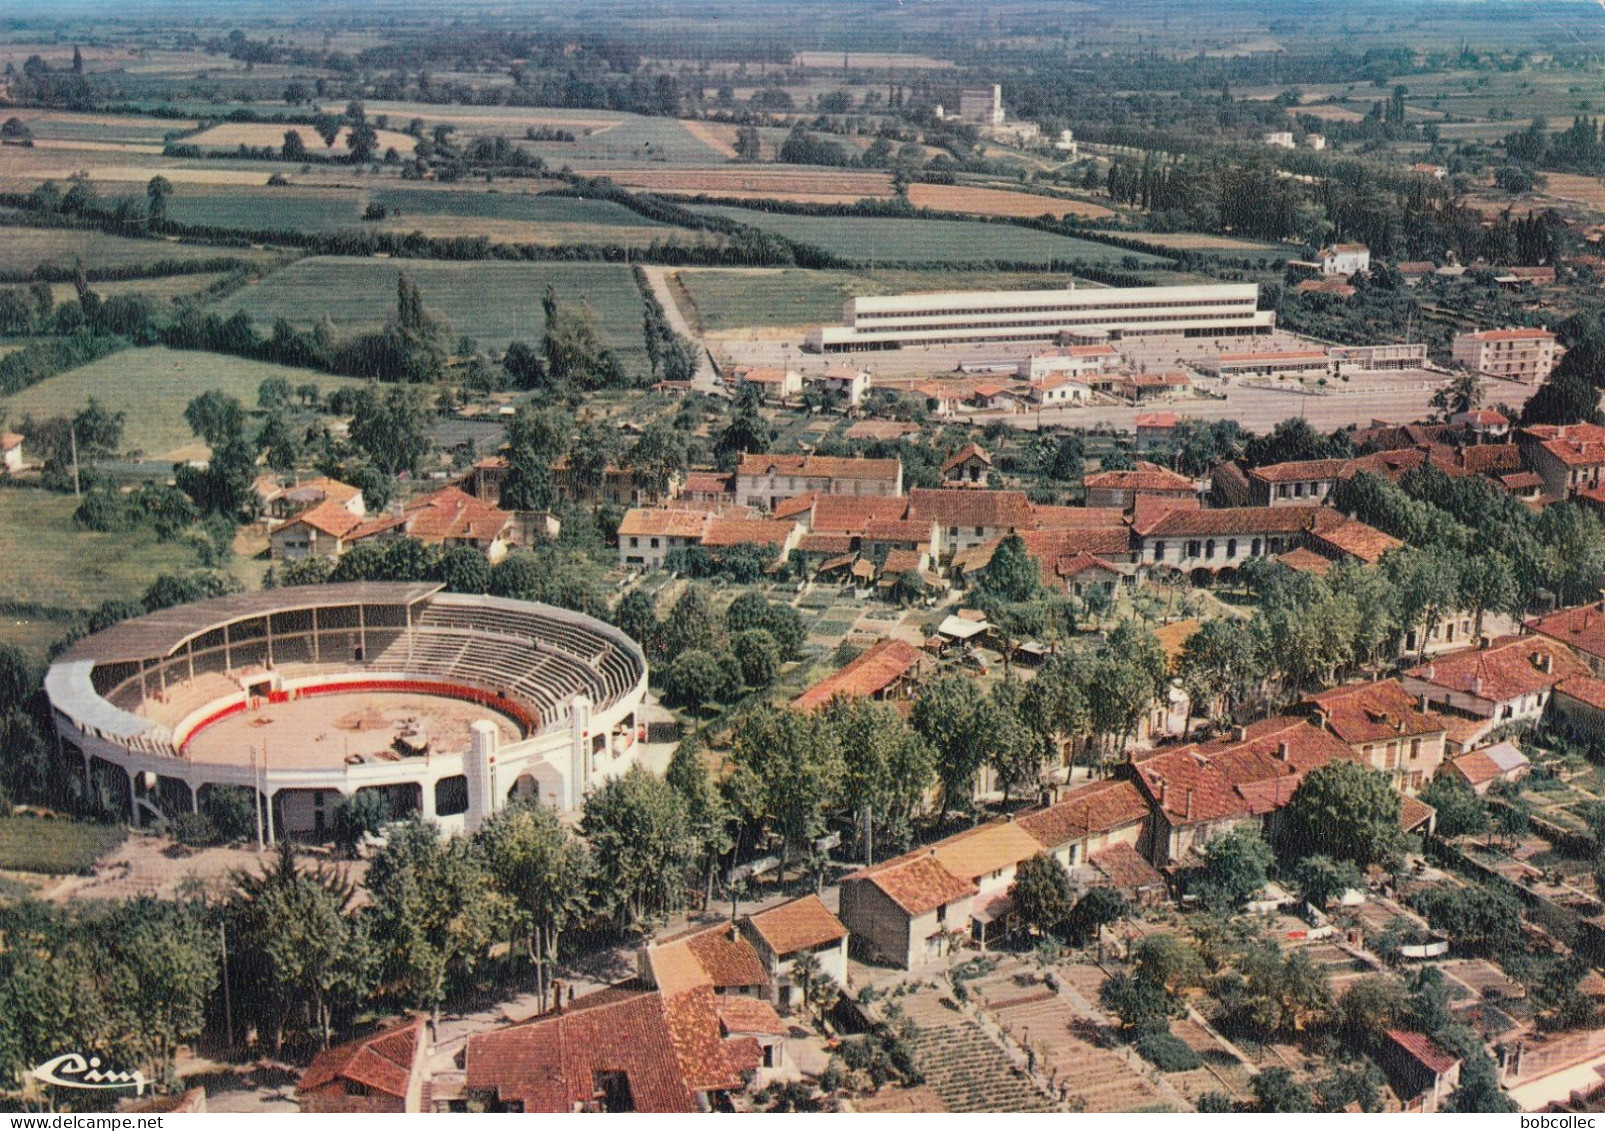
465, 720, 501, 833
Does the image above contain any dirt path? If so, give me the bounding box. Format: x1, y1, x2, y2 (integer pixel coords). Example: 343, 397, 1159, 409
639, 265, 720, 389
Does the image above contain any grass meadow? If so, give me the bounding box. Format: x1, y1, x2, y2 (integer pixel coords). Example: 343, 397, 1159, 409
0, 346, 365, 460
683, 205, 1171, 266
0, 816, 127, 875
213, 257, 652, 375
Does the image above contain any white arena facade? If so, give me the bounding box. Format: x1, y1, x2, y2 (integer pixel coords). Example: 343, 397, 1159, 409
44, 582, 649, 840
803, 282, 1275, 352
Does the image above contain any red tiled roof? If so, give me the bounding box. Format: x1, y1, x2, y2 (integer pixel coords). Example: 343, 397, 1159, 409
700, 517, 795, 549
0, 432, 22, 451
1084, 461, 1196, 493
1277, 546, 1334, 575
1528, 603, 1605, 663
1308, 510, 1404, 564
941, 442, 991, 474
905, 487, 1034, 529
466, 988, 736, 1112
1305, 679, 1446, 746
1030, 505, 1130, 530
863, 518, 935, 544
716, 996, 788, 1037
1249, 458, 1352, 483
1558, 674, 1605, 711
792, 638, 925, 712
285, 498, 365, 539
356, 486, 512, 546
681, 924, 768, 991
1387, 1030, 1461, 1075
1399, 793, 1436, 832
681, 471, 733, 497
618, 508, 709, 539
1091, 842, 1166, 891
1465, 328, 1555, 343
1406, 636, 1590, 702
736, 454, 900, 482
799, 533, 854, 554
1016, 780, 1149, 849
1134, 716, 1357, 824
809, 495, 909, 533
1133, 505, 1316, 538
846, 854, 977, 916
771, 493, 817, 520
299, 1016, 424, 1100
1055, 551, 1123, 578
743, 894, 847, 957
1135, 412, 1181, 428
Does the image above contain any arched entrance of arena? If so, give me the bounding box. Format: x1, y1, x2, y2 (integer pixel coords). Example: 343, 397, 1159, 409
508, 764, 566, 810
197, 783, 265, 844
1190, 567, 1214, 588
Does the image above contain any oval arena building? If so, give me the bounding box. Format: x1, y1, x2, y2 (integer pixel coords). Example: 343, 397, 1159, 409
44, 583, 649, 840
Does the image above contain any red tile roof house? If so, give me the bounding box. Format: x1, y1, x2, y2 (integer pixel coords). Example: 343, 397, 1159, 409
1083, 460, 1197, 511
0, 431, 23, 474
1301, 679, 1449, 792
1553, 674, 1605, 745
839, 852, 979, 969
1245, 457, 1353, 507
461, 984, 751, 1112
297, 1016, 429, 1113
1134, 412, 1181, 450
1527, 601, 1605, 680
735, 454, 903, 511
1378, 1030, 1461, 1113
1518, 422, 1605, 500
1128, 715, 1360, 867
738, 894, 849, 1013
1130, 504, 1318, 580
791, 637, 931, 712
269, 498, 369, 561
1403, 636, 1590, 738
1015, 779, 1150, 871
941, 442, 993, 487
1444, 740, 1531, 796
903, 487, 1036, 559
348, 486, 516, 563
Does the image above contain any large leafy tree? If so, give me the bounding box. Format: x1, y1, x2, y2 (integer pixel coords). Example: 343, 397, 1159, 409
475, 800, 591, 1003
229, 841, 373, 1052
1196, 825, 1275, 910
729, 707, 843, 877
911, 673, 990, 816
1009, 852, 1076, 938
1282, 761, 1402, 867
824, 697, 934, 864
580, 765, 696, 929
364, 819, 506, 1026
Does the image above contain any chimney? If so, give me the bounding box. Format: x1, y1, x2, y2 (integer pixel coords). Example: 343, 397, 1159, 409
552, 978, 564, 1015
1276, 741, 1290, 761
1186, 788, 1195, 820
1472, 675, 1483, 696
1541, 652, 1554, 674
1479, 635, 1493, 650
1235, 724, 1249, 742
1419, 693, 1430, 712
1159, 780, 1168, 805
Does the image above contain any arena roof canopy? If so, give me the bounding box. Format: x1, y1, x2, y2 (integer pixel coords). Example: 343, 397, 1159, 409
59, 582, 444, 666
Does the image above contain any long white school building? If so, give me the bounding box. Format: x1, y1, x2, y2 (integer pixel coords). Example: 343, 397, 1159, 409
804, 282, 1274, 352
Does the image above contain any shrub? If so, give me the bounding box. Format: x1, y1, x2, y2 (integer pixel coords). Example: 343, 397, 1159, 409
171, 811, 219, 847
1135, 1029, 1202, 1072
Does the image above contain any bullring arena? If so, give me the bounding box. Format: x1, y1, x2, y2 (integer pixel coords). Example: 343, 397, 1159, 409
44, 582, 649, 840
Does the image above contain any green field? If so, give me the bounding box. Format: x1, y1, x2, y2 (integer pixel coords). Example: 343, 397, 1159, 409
683, 206, 1170, 266
0, 227, 280, 276
165, 184, 368, 232
676, 267, 1098, 330
370, 188, 668, 228
0, 346, 365, 459
48, 271, 236, 305
0, 488, 205, 613
214, 257, 652, 374
0, 816, 127, 875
